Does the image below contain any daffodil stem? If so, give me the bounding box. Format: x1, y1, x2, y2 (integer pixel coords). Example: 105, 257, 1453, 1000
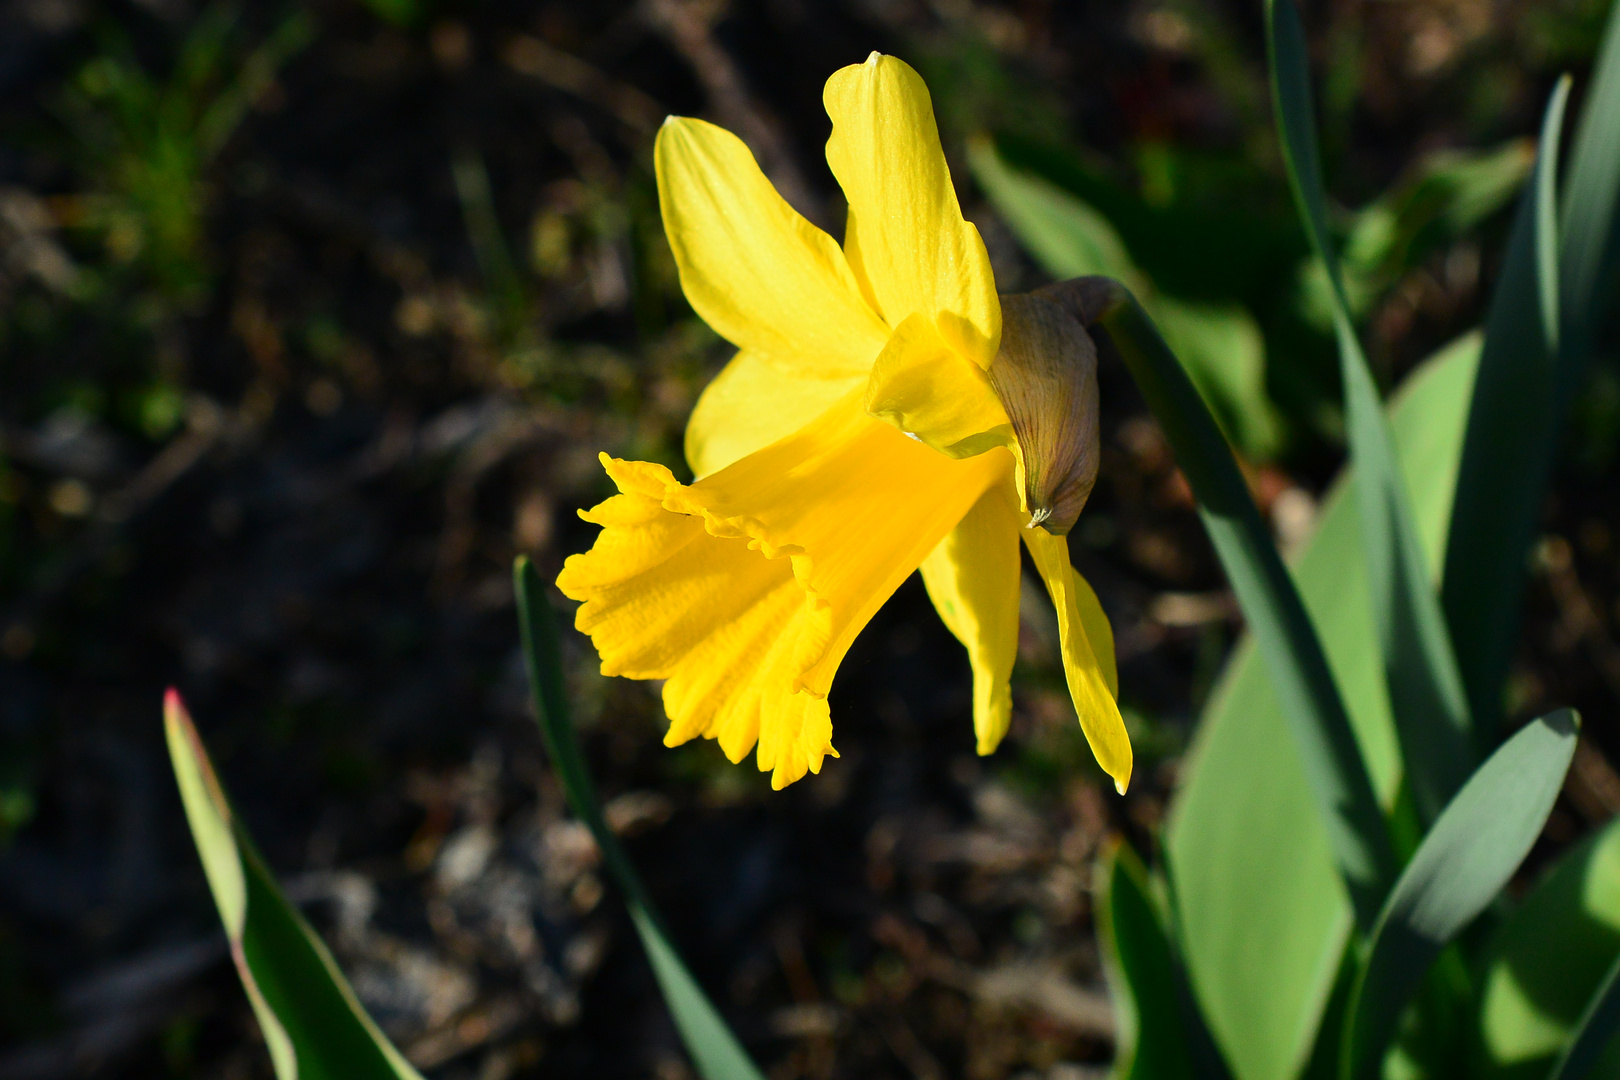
515, 557, 767, 1080
1051, 277, 1397, 932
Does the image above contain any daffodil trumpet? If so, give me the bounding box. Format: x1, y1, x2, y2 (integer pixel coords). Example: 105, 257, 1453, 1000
557, 53, 1132, 793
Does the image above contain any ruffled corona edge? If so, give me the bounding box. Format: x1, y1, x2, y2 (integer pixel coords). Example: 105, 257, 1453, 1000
557, 455, 840, 789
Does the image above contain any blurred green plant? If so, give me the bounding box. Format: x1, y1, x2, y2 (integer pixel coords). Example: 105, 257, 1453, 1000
357, 0, 423, 29
57, 5, 311, 312
453, 148, 534, 353
1295, 139, 1534, 331
970, 139, 1284, 460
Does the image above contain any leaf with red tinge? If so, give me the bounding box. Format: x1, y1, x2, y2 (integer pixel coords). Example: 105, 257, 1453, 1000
165, 690, 424, 1080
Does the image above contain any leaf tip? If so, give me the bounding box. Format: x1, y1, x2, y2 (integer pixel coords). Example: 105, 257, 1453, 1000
1546, 707, 1581, 737
164, 686, 191, 734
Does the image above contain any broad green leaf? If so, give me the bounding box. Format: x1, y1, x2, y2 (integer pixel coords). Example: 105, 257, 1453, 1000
1098, 841, 1197, 1080
1052, 278, 1394, 926
968, 138, 1136, 283
1476, 817, 1620, 1079
1548, 954, 1620, 1080
1341, 709, 1579, 1080
1267, 0, 1474, 824
969, 138, 1283, 459
513, 558, 766, 1080
1166, 333, 1482, 1080
1152, 296, 1282, 463
164, 692, 425, 1080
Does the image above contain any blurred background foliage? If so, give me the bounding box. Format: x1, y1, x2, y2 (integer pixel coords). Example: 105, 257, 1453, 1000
0, 0, 1615, 1077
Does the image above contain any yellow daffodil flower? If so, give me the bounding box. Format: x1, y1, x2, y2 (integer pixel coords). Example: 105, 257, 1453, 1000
556, 53, 1131, 793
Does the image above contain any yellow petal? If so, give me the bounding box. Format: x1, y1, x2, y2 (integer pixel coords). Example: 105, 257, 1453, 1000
864, 313, 1013, 459
919, 474, 1022, 755
656, 116, 890, 376
824, 54, 1000, 367
1023, 526, 1132, 792
686, 349, 864, 478
1070, 566, 1118, 699
558, 391, 1011, 788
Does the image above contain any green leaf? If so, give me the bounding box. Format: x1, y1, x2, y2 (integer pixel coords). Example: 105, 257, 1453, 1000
1166, 334, 1482, 1080
1266, 0, 1474, 824
513, 557, 766, 1080
1098, 841, 1198, 1080
1341, 709, 1580, 1080
969, 138, 1283, 459
358, 0, 422, 28
968, 137, 1136, 283
163, 691, 425, 1080
1446, 0, 1620, 732
1441, 79, 1573, 736
194, 12, 315, 162
1297, 139, 1534, 329
1559, 3, 1620, 364
1475, 817, 1620, 1079
1548, 954, 1620, 1080
1050, 278, 1394, 928
1151, 296, 1282, 463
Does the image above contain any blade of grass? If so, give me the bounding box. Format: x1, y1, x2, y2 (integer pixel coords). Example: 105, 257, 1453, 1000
453, 149, 532, 349
1340, 709, 1580, 1080
1266, 0, 1476, 826
1046, 277, 1395, 930
513, 557, 766, 1080
164, 691, 426, 1080
194, 11, 315, 161
1446, 1, 1620, 733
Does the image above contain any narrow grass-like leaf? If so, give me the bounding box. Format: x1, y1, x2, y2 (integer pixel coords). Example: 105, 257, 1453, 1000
194, 12, 315, 161
1442, 80, 1571, 736
1266, 0, 1474, 824
1097, 840, 1197, 1080
1168, 333, 1480, 1080
1446, 4, 1619, 732
1559, 5, 1620, 363
1548, 954, 1620, 1080
513, 557, 766, 1080
1048, 277, 1395, 929
1340, 709, 1580, 1080
164, 691, 425, 1080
